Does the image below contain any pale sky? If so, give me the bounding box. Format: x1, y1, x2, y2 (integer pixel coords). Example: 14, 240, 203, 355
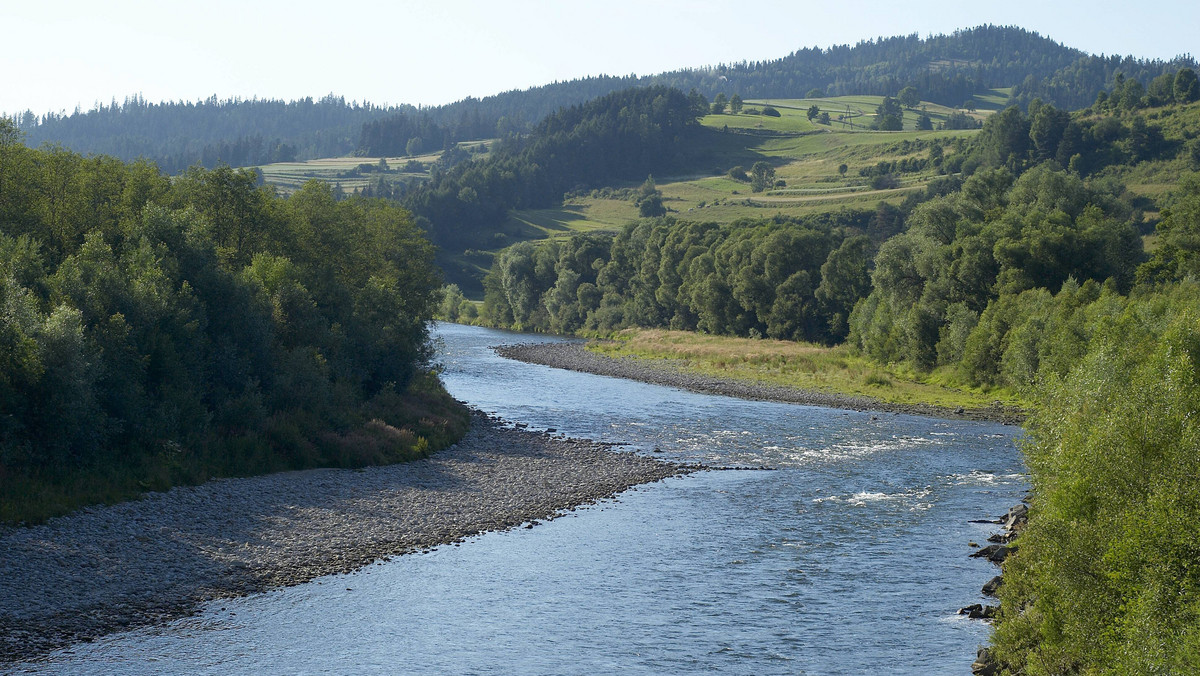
3, 0, 1197, 117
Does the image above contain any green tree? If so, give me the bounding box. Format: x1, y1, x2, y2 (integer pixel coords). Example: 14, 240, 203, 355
1175, 68, 1200, 104
815, 236, 871, 340
729, 94, 744, 114
635, 175, 667, 217
750, 162, 775, 193
1138, 173, 1200, 283
687, 89, 709, 117
1028, 101, 1070, 161
980, 106, 1031, 170
874, 96, 903, 130
711, 93, 728, 115
898, 86, 920, 109
807, 105, 820, 121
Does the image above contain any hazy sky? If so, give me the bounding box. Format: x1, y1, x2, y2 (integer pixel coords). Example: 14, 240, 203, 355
4, 0, 1197, 116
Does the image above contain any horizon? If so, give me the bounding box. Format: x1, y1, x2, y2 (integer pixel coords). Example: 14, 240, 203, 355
4, 0, 1198, 118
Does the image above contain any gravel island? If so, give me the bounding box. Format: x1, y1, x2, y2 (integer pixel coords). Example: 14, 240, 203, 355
0, 412, 694, 663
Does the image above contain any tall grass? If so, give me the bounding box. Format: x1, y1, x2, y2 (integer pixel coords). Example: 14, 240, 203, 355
592, 328, 1017, 410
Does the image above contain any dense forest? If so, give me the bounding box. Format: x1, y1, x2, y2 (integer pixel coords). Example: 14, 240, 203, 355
14, 94, 397, 174
14, 26, 1196, 174
0, 119, 467, 522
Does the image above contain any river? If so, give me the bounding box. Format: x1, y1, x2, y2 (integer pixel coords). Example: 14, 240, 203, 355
25, 323, 1025, 675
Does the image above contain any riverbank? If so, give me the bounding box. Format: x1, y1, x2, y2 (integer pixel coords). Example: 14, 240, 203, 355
495, 341, 1025, 424
0, 411, 695, 664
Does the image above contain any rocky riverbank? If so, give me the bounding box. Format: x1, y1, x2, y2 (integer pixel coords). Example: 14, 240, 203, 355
495, 342, 1025, 425
0, 412, 695, 664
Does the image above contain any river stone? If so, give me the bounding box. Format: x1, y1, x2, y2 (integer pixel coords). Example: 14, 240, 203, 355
982, 575, 1003, 596
972, 647, 999, 675
969, 544, 1003, 559
1003, 503, 1029, 531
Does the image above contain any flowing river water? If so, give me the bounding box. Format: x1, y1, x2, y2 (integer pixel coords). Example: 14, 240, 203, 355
23, 323, 1026, 675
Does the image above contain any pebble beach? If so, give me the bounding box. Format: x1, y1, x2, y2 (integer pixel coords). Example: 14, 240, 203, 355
0, 412, 694, 663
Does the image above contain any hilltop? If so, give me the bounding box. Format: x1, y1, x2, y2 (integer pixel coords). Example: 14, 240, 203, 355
11, 26, 1195, 174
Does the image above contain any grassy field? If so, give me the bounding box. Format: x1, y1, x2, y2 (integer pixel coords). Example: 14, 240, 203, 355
254, 140, 491, 195
256, 155, 427, 195
730, 95, 993, 132
506, 199, 639, 240
566, 96, 986, 226
589, 328, 1022, 411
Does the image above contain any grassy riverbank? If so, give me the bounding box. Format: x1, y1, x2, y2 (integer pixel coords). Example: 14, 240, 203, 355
588, 328, 1022, 413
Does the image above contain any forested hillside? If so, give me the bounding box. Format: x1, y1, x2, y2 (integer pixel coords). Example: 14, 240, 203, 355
0, 119, 467, 523
466, 82, 1200, 670
15, 95, 397, 174
14, 26, 1195, 174
403, 86, 704, 290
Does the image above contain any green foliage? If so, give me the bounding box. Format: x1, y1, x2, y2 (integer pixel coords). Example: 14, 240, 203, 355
898, 87, 920, 109
635, 176, 667, 217
941, 110, 981, 130
1138, 173, 1200, 284
711, 93, 728, 115
873, 96, 904, 131
851, 164, 1140, 377
0, 144, 459, 523
480, 213, 870, 344
1176, 68, 1200, 104
991, 283, 1200, 673
749, 162, 776, 193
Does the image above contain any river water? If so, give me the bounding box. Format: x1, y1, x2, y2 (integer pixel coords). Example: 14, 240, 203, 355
25, 323, 1025, 675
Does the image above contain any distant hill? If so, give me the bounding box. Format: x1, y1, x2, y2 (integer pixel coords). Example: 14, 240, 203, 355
11, 25, 1196, 172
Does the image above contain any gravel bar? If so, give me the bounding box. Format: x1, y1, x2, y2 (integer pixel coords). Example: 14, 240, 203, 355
495, 342, 1025, 425
0, 411, 695, 663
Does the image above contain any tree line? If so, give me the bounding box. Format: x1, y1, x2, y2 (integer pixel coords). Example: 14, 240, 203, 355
0, 119, 465, 522
17, 27, 1197, 175
474, 212, 873, 344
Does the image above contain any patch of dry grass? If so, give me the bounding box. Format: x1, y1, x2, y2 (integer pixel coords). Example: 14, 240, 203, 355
590, 328, 1020, 410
